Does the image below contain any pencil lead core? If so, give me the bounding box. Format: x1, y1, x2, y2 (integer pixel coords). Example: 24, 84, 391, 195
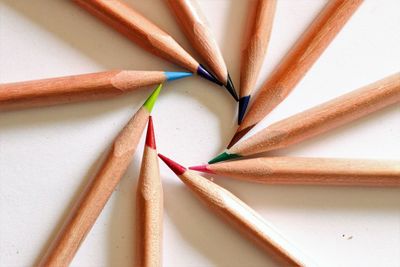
188, 164, 213, 174
226, 73, 239, 101
143, 84, 162, 112
197, 64, 224, 86
145, 116, 156, 149
158, 153, 186, 175
238, 95, 250, 124
227, 125, 254, 149
208, 152, 241, 164
165, 71, 193, 81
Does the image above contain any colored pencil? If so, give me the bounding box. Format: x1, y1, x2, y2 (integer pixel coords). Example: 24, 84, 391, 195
135, 117, 163, 267
229, 0, 363, 147
210, 73, 400, 163
191, 157, 400, 187
166, 0, 238, 101
37, 85, 162, 267
74, 0, 223, 86
238, 0, 277, 124
0, 70, 189, 110
158, 154, 315, 266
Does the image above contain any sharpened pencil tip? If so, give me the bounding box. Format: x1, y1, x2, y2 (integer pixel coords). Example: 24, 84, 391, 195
158, 153, 186, 175
188, 164, 213, 173
165, 71, 193, 81
197, 64, 224, 86
143, 84, 162, 112
226, 73, 239, 101
227, 126, 253, 149
145, 116, 156, 149
238, 95, 250, 124
208, 152, 241, 164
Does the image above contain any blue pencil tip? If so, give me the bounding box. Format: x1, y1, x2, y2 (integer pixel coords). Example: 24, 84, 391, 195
165, 71, 193, 81
238, 95, 250, 124
197, 64, 224, 86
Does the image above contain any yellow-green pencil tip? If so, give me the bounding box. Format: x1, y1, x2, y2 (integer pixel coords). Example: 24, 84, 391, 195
143, 84, 162, 112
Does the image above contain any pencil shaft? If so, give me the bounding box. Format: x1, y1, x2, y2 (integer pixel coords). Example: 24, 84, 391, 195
180, 170, 313, 266
232, 73, 400, 156
38, 107, 149, 267
166, 0, 227, 83
135, 146, 163, 267
0, 70, 165, 110
74, 0, 199, 72
240, 0, 276, 97
209, 157, 400, 186
237, 0, 363, 136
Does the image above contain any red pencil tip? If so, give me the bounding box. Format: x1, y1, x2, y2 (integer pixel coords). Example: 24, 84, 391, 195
158, 153, 186, 175
145, 116, 156, 149
188, 164, 212, 174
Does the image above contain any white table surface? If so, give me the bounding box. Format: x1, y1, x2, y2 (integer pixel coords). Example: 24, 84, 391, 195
1, 0, 399, 266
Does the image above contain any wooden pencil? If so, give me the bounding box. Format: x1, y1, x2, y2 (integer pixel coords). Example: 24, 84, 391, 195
191, 157, 400, 187
229, 0, 363, 147
210, 73, 400, 163
37, 85, 162, 267
135, 116, 163, 267
73, 0, 223, 86
238, 0, 277, 124
0, 70, 190, 110
158, 154, 315, 266
166, 0, 238, 100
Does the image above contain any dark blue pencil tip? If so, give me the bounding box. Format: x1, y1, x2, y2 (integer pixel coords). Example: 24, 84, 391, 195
226, 73, 239, 101
238, 95, 250, 124
165, 71, 193, 81
197, 64, 224, 86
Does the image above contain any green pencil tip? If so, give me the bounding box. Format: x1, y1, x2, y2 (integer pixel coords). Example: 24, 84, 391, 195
208, 151, 241, 164
143, 84, 162, 112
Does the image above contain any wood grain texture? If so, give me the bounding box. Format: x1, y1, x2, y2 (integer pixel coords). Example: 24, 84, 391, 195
240, 0, 276, 98
0, 70, 166, 110
237, 0, 363, 133
74, 0, 199, 72
38, 107, 150, 267
166, 0, 228, 83
231, 72, 400, 156
178, 170, 315, 266
208, 157, 400, 186
135, 147, 163, 267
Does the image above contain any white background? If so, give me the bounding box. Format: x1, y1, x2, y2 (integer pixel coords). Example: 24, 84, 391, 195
1, 0, 399, 266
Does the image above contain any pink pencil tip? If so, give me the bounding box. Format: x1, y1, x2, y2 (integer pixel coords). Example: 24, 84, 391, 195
188, 164, 212, 174
158, 153, 186, 175
145, 116, 156, 149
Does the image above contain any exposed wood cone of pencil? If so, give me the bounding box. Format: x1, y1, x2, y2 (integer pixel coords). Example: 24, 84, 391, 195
74, 0, 224, 87
191, 157, 400, 187
0, 70, 190, 110
166, 0, 239, 100
37, 84, 162, 267
209, 73, 400, 164
158, 154, 317, 267
135, 116, 163, 267
238, 0, 277, 123
230, 0, 364, 147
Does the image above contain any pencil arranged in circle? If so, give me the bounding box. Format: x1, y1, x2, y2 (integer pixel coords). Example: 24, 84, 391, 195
37, 85, 162, 267
229, 0, 363, 147
166, 0, 238, 101
0, 70, 190, 110
238, 0, 277, 124
191, 157, 400, 187
74, 0, 222, 86
210, 73, 400, 163
135, 116, 163, 267
158, 154, 315, 267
